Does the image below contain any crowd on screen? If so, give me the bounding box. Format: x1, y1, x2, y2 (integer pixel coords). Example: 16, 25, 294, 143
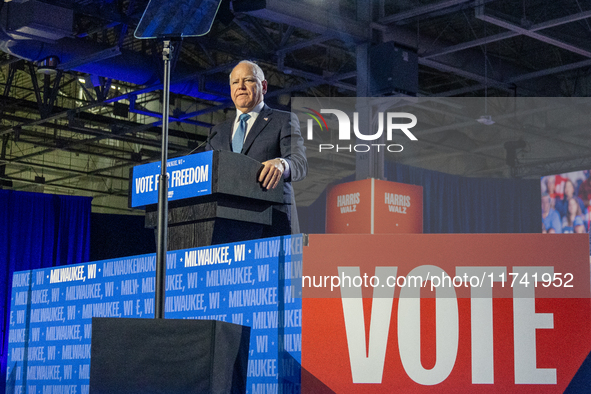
542, 170, 591, 234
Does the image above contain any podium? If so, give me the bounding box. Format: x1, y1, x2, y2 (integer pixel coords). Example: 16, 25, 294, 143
133, 150, 284, 249
89, 318, 250, 394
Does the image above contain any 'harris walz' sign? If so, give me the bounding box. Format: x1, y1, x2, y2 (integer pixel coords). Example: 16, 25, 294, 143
130, 151, 213, 208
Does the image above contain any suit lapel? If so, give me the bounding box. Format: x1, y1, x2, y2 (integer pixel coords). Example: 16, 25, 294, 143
218, 118, 234, 151
241, 105, 273, 154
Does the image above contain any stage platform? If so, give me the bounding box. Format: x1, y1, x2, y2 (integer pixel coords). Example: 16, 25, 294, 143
6, 233, 591, 393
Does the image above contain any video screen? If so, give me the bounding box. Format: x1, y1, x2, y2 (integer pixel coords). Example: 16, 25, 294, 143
541, 170, 591, 234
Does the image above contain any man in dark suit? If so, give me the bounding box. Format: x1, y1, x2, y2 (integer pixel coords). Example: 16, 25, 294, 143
206, 60, 307, 236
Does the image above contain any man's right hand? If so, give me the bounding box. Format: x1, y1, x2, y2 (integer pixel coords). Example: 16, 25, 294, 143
259, 159, 284, 190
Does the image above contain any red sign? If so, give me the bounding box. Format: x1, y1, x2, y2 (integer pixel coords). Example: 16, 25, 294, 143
326, 179, 423, 234
301, 234, 591, 393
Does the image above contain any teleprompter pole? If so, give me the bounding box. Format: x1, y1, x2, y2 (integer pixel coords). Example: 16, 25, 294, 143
155, 39, 173, 319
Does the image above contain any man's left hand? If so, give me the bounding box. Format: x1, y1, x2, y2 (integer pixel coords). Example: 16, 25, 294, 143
259, 159, 284, 189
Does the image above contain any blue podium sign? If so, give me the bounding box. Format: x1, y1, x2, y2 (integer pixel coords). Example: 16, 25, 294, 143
130, 151, 213, 208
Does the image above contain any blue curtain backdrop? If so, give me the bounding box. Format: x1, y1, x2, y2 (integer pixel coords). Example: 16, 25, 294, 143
0, 190, 91, 390
299, 161, 541, 234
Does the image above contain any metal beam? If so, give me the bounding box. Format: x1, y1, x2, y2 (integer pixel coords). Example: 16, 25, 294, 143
477, 12, 591, 58
279, 25, 295, 47
435, 55, 591, 95
246, 15, 280, 51
38, 158, 143, 190
247, 0, 369, 42
277, 34, 336, 55
515, 154, 591, 177
281, 68, 357, 91
5, 174, 129, 197
0, 159, 128, 182
424, 9, 591, 59
379, 0, 472, 25
2, 63, 18, 97
58, 47, 122, 71
423, 32, 518, 59
506, 59, 591, 83
0, 93, 204, 142
435, 83, 489, 96
233, 18, 269, 52
419, 58, 513, 92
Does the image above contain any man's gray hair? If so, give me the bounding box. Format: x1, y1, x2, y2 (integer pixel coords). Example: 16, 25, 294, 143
229, 60, 265, 83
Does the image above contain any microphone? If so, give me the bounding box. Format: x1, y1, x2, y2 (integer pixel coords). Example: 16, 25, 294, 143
188, 130, 217, 155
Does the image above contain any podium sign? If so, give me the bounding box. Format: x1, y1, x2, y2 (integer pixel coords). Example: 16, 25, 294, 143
130, 150, 213, 208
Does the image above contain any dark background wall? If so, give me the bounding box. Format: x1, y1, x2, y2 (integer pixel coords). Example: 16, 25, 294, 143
90, 213, 156, 261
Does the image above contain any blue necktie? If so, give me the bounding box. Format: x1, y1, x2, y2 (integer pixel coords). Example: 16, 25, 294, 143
232, 113, 251, 153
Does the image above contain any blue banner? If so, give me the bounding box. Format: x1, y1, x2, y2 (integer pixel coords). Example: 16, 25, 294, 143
130, 151, 213, 208
6, 235, 303, 394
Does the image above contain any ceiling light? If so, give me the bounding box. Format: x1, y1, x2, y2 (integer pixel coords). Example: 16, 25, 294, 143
477, 115, 495, 125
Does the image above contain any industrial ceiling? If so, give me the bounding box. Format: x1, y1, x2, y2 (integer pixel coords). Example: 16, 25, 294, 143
1, 0, 591, 214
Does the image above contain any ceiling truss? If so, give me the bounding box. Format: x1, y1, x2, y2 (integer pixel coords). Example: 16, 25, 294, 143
1, 0, 591, 213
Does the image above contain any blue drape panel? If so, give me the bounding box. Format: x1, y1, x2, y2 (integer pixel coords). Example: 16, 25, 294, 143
0, 190, 91, 389
298, 162, 540, 234
384, 161, 541, 233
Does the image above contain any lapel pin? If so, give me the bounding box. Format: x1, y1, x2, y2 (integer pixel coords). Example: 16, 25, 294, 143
264, 117, 269, 121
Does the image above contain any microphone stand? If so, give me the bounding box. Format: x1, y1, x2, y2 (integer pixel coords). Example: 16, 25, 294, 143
154, 39, 176, 319
187, 130, 217, 155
